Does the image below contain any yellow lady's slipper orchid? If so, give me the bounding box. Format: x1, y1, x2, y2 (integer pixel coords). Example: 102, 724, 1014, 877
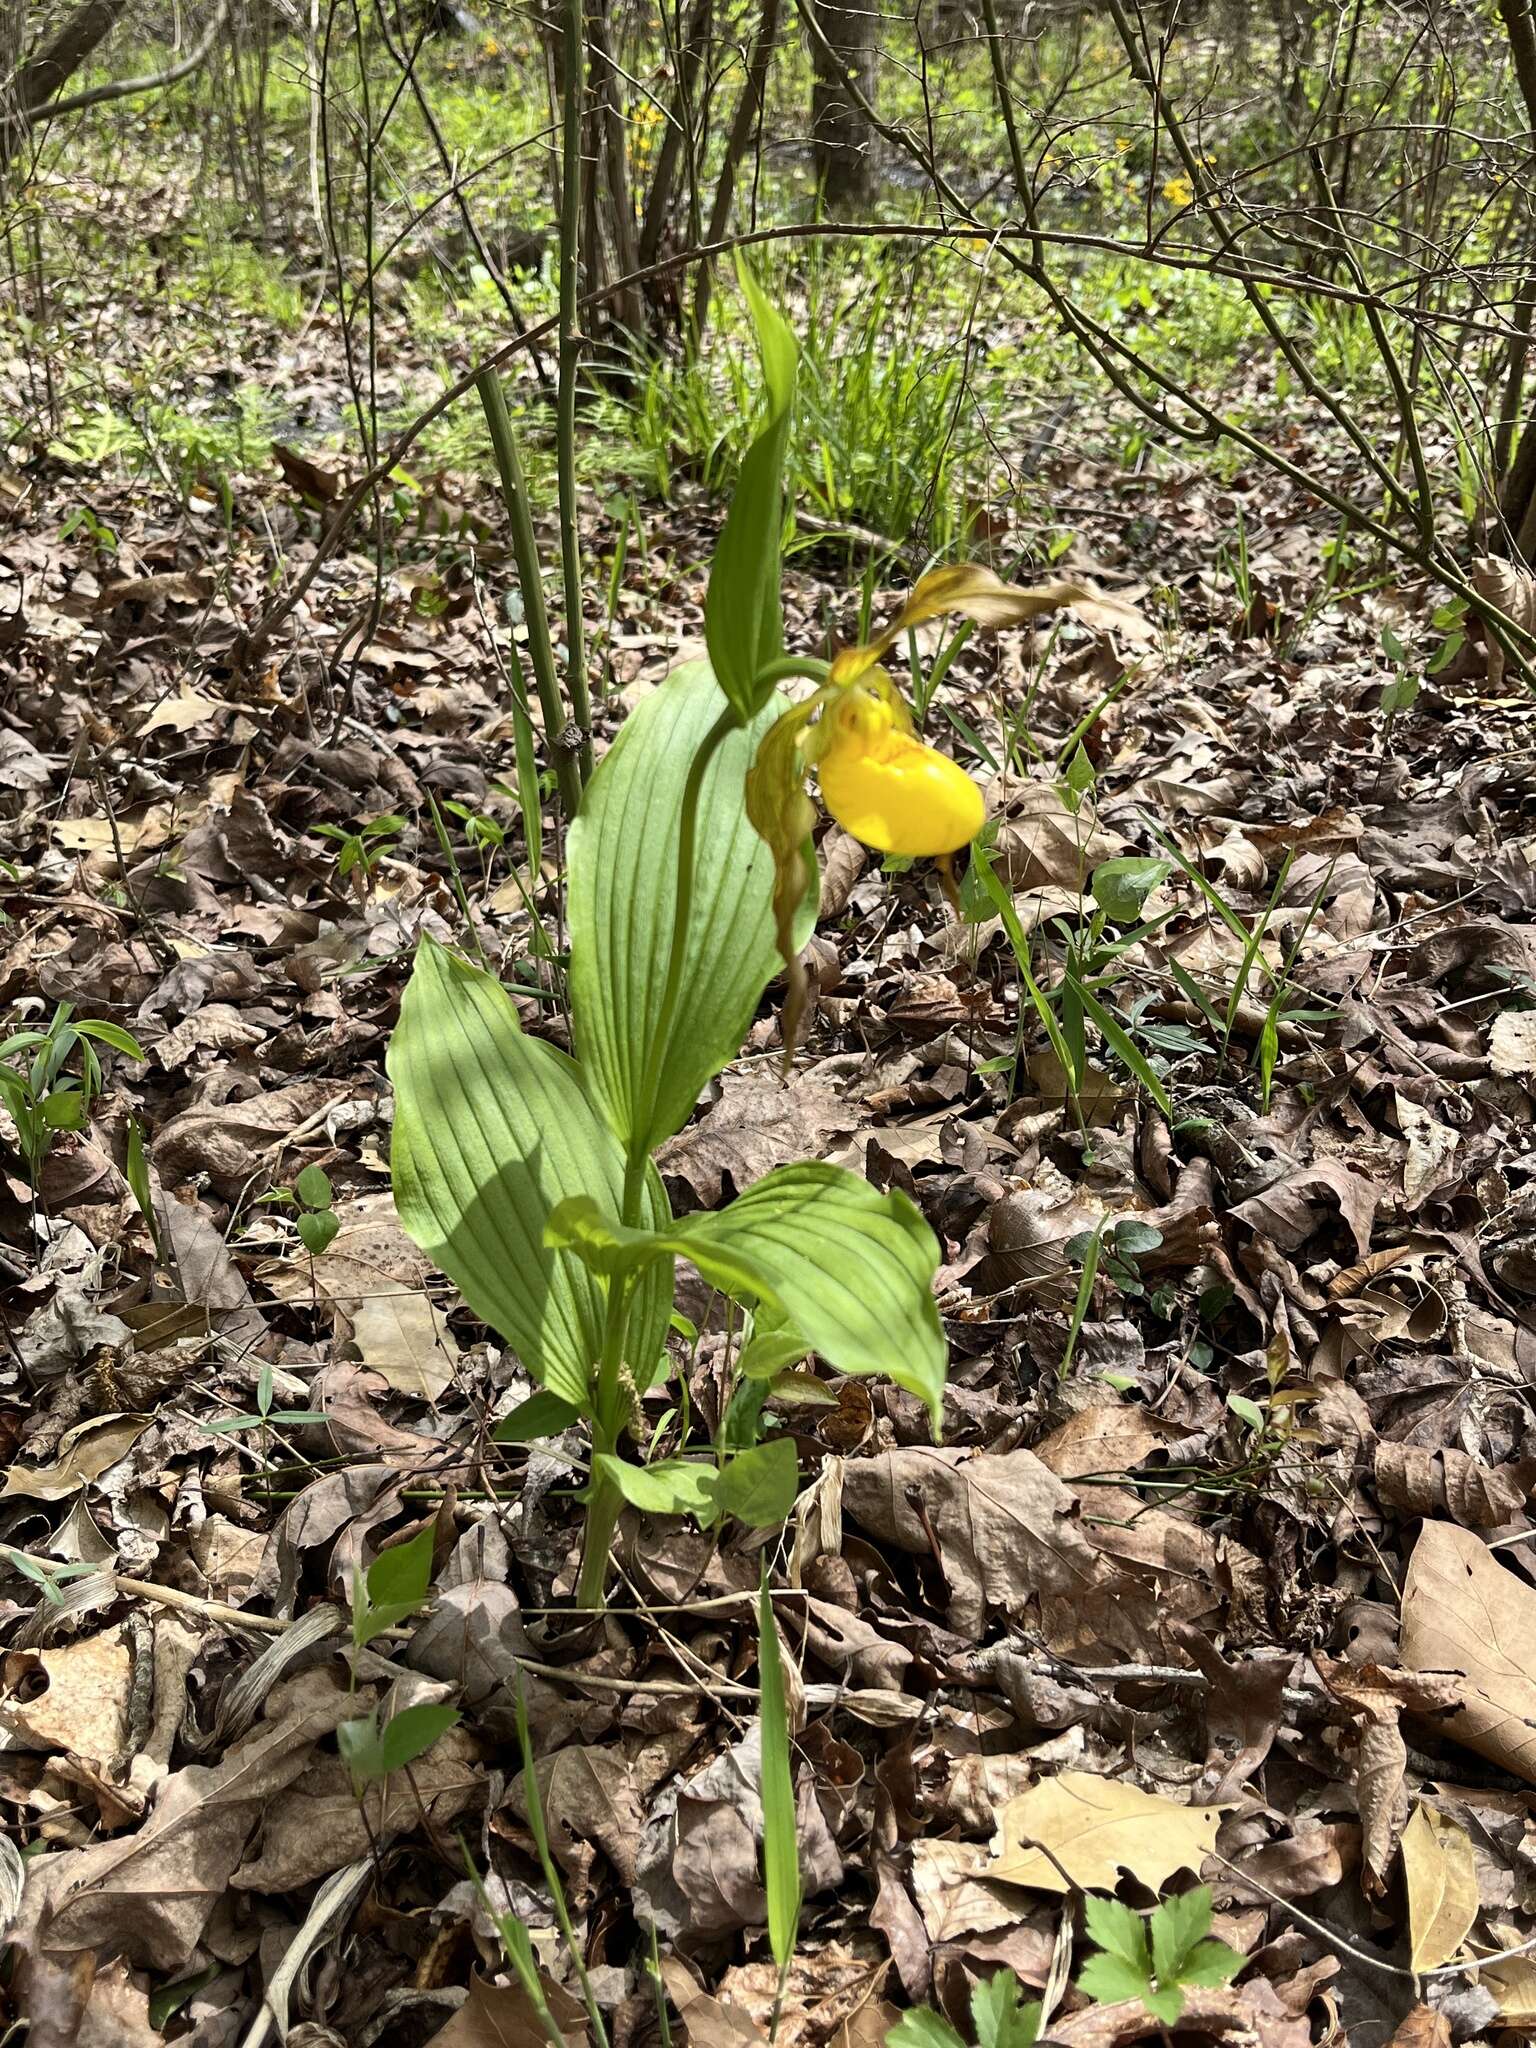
745, 563, 1149, 1053
816, 681, 984, 857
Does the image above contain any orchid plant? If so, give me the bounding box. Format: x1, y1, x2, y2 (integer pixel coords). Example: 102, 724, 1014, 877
388, 270, 1110, 1606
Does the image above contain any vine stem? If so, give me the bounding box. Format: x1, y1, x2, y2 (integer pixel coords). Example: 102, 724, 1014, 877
574, 702, 740, 1609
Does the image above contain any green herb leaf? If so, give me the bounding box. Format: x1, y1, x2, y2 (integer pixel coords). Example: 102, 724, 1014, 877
567, 663, 809, 1154
704, 264, 796, 720
548, 1161, 947, 1430
389, 935, 673, 1410
379, 1701, 459, 1775
715, 1437, 799, 1526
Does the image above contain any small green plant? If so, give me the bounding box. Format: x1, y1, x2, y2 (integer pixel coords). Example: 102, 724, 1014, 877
336, 1697, 461, 1797
203, 1360, 326, 1454
1077, 1886, 1241, 2025
338, 1535, 461, 1847
963, 838, 1174, 1127
312, 814, 406, 899
1378, 623, 1421, 750
1061, 1217, 1165, 1377
255, 1164, 339, 1255
58, 503, 118, 554
293, 1163, 339, 1255
0, 1004, 144, 1186
349, 1524, 438, 1658
887, 1968, 1041, 2048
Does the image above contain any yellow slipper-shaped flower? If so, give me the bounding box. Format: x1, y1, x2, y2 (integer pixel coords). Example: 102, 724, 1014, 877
816, 684, 984, 858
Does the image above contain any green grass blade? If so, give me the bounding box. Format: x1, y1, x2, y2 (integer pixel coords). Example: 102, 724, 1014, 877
758, 1572, 801, 1974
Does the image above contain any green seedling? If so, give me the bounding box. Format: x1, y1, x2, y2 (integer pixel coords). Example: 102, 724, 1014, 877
759, 1569, 801, 2028
203, 1360, 326, 1450
312, 813, 405, 898
1378, 623, 1421, 750
0, 1004, 144, 1187
350, 1524, 438, 1656
337, 1698, 461, 1795
887, 1966, 1041, 2048
257, 1164, 339, 1255
294, 1163, 338, 1255
964, 837, 1175, 1127
1078, 1886, 1242, 2026
512, 1674, 611, 2048
1, 1547, 103, 1606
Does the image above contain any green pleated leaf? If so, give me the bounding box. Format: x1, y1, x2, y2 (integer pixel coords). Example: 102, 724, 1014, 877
705, 264, 796, 720
547, 1162, 947, 1429
568, 662, 811, 1155
388, 935, 672, 1409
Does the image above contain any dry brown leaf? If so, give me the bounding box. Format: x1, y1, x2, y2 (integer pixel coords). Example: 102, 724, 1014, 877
840, 1444, 1103, 1639
97, 569, 208, 609
1483, 1955, 1536, 2026
1402, 1801, 1479, 1972
656, 1068, 855, 1210
1386, 2009, 1453, 2048
909, 1838, 1025, 1939
1033, 1401, 1162, 1480
2, 1414, 148, 1501
15, 1678, 356, 1969
348, 1288, 454, 1401
989, 1771, 1224, 1894
0, 1627, 131, 1768
1045, 1984, 1309, 2048
1314, 1657, 1465, 1893
137, 683, 233, 736
232, 1724, 483, 1889
425, 1971, 589, 2048
1490, 1009, 1536, 1078
1471, 555, 1536, 690
1401, 1519, 1536, 1782
1375, 1443, 1526, 1529
661, 1959, 768, 2048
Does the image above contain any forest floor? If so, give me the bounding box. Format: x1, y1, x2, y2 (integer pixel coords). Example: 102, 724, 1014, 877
5, 204, 1536, 2048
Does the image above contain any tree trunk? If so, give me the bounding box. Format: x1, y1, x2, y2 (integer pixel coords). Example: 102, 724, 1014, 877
809, 0, 875, 207
693, 0, 781, 337
1, 0, 129, 166
1494, 0, 1536, 555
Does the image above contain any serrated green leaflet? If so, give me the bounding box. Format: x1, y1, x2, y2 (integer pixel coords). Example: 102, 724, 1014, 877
547, 1161, 947, 1428
388, 935, 672, 1409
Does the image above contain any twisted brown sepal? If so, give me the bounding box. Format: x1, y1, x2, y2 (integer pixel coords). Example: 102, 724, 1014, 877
745, 698, 820, 1063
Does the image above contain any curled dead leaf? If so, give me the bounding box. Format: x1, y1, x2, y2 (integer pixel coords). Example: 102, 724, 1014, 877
1375, 1443, 1527, 1529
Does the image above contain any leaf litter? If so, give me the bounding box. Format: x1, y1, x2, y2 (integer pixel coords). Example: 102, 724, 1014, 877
5, 382, 1536, 2048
